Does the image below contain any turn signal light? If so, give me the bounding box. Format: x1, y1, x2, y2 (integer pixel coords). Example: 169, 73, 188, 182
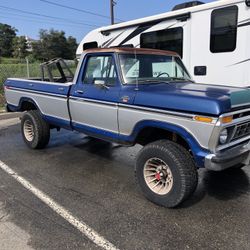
221, 116, 233, 124
194, 116, 213, 123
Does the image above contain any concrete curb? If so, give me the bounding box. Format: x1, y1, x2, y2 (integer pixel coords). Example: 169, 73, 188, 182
0, 112, 21, 121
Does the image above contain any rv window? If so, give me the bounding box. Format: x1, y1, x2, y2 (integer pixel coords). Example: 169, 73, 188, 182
83, 42, 98, 50
140, 27, 183, 58
210, 6, 238, 53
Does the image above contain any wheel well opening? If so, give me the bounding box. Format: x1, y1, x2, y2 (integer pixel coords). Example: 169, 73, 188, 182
135, 127, 191, 152
21, 101, 37, 111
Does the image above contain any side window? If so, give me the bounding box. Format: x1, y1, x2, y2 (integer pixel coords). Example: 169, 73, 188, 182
83, 55, 117, 85
123, 58, 139, 78
140, 27, 183, 58
210, 6, 238, 53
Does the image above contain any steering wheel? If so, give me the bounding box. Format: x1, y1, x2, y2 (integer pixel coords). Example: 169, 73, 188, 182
156, 72, 170, 78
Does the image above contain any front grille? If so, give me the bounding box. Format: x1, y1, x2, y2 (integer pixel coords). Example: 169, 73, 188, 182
232, 121, 250, 141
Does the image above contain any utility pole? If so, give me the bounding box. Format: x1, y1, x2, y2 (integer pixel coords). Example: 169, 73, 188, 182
110, 0, 116, 25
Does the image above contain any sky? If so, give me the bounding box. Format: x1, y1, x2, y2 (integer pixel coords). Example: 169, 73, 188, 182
0, 0, 215, 43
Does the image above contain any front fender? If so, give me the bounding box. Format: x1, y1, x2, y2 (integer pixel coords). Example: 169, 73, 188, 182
120, 120, 210, 168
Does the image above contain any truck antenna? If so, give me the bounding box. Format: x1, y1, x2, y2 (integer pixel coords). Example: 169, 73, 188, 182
110, 0, 116, 25
134, 49, 139, 91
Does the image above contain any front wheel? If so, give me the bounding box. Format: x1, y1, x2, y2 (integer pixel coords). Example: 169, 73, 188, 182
21, 110, 50, 149
135, 140, 198, 208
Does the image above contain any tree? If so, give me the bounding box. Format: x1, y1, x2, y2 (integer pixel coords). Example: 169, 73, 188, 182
31, 41, 44, 61
0, 23, 17, 57
66, 36, 78, 59
12, 36, 28, 58
32, 29, 78, 61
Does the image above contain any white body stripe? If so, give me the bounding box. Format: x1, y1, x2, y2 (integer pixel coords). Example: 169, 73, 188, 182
5, 88, 70, 122
118, 106, 215, 149
5, 87, 216, 149
69, 98, 119, 133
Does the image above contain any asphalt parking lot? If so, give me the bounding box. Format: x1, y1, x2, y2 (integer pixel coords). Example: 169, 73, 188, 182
0, 113, 250, 250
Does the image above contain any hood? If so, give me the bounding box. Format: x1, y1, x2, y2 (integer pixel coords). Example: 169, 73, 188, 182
134, 82, 250, 116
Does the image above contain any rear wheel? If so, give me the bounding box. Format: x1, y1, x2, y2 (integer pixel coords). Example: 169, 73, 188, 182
21, 110, 50, 149
135, 140, 198, 208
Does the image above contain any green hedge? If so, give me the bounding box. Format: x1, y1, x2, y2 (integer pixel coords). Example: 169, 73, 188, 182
0, 57, 25, 64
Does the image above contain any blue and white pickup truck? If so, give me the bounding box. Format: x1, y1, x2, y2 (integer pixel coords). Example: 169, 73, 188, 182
4, 48, 250, 207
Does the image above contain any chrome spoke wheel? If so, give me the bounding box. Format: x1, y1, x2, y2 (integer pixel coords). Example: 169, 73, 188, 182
23, 119, 34, 142
143, 157, 173, 195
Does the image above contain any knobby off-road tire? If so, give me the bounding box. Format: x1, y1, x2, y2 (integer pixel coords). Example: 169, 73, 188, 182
135, 140, 198, 208
21, 110, 50, 149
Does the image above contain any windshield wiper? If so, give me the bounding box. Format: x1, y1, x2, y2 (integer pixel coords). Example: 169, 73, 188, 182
169, 77, 194, 83
137, 79, 170, 84
129, 78, 194, 85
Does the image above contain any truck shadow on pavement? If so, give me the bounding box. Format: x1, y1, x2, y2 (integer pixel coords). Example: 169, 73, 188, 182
58, 134, 250, 208
30, 130, 250, 208
73, 137, 116, 158
203, 168, 250, 200
180, 168, 250, 208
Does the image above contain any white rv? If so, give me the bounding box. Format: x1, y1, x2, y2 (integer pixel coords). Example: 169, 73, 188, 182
77, 0, 250, 87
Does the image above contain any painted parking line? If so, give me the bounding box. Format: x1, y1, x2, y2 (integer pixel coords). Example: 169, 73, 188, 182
0, 160, 119, 250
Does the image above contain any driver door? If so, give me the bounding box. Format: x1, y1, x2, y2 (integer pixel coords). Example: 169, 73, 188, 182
70, 53, 120, 137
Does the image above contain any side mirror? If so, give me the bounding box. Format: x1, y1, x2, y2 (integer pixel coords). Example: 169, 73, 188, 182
94, 80, 109, 90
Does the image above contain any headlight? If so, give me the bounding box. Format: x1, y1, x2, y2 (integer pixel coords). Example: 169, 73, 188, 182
219, 129, 228, 144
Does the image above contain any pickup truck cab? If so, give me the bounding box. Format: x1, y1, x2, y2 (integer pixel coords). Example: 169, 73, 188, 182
4, 48, 250, 207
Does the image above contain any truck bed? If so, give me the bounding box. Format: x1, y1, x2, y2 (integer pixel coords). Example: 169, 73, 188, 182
4, 78, 72, 128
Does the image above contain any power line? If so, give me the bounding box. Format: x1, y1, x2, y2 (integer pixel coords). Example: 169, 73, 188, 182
40, 0, 124, 22
0, 11, 93, 29
0, 9, 104, 27
0, 5, 101, 28
0, 14, 91, 29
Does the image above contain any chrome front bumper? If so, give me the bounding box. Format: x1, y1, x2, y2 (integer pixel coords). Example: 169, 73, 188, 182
205, 141, 250, 171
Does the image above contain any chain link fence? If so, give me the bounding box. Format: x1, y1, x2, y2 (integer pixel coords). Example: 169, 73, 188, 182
0, 63, 40, 107
0, 58, 77, 107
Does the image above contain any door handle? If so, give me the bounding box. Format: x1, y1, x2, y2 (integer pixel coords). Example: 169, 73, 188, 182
28, 83, 34, 87
76, 90, 84, 94
58, 87, 64, 91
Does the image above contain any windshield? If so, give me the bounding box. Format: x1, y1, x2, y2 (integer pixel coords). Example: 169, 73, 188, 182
119, 53, 192, 84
